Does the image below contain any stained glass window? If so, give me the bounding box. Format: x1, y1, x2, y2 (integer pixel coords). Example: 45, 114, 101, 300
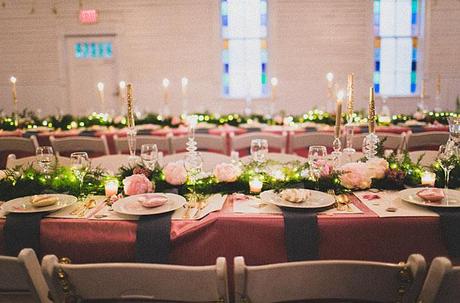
221, 0, 268, 98
75, 42, 113, 59
373, 0, 420, 95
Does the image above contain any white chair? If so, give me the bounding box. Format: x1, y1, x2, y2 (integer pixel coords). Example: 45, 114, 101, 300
352, 132, 406, 152
406, 132, 450, 151
50, 135, 110, 157
171, 134, 227, 154
289, 132, 337, 154
230, 132, 287, 154
42, 255, 229, 302
240, 152, 306, 163
418, 257, 460, 303
0, 136, 39, 154
234, 255, 426, 303
163, 151, 231, 172
409, 150, 439, 167
113, 134, 171, 154
0, 249, 51, 303
0, 136, 39, 169
6, 154, 71, 170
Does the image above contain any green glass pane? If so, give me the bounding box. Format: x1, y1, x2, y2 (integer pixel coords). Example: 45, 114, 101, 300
261, 73, 267, 84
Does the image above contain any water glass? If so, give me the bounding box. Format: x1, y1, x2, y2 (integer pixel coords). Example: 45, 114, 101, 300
438, 145, 457, 202
184, 152, 203, 183
36, 146, 54, 174
70, 152, 90, 190
141, 144, 158, 170
250, 139, 268, 164
308, 145, 327, 178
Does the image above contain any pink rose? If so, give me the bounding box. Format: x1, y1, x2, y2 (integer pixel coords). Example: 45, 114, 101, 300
171, 116, 181, 126
316, 159, 332, 177
366, 158, 389, 179
340, 162, 372, 190
213, 163, 241, 182
164, 161, 187, 185
413, 111, 425, 121
123, 174, 153, 196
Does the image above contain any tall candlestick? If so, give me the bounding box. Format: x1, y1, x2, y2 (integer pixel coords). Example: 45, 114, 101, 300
162, 78, 170, 104
270, 77, 278, 116
368, 86, 376, 133
346, 73, 354, 123
436, 74, 441, 97
97, 82, 104, 104
335, 90, 344, 137
420, 79, 425, 99
10, 76, 17, 105
126, 83, 135, 129
119, 81, 126, 104
181, 77, 188, 116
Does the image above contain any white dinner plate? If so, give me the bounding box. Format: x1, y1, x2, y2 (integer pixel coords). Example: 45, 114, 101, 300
260, 189, 335, 209
1, 194, 77, 213
398, 188, 460, 208
113, 193, 186, 216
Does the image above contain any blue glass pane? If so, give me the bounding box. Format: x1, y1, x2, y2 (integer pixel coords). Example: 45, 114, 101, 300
222, 15, 228, 26
75, 43, 82, 58
105, 43, 112, 58
98, 43, 104, 57
90, 43, 97, 57
375, 84, 380, 93
374, 48, 381, 59
411, 61, 417, 71
83, 43, 89, 57
411, 83, 416, 93
262, 63, 266, 73
224, 63, 229, 73
375, 61, 380, 71
412, 48, 417, 60
261, 14, 267, 26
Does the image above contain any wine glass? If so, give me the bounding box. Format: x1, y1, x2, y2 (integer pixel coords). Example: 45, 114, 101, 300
70, 152, 90, 194
438, 145, 456, 203
184, 152, 203, 182
141, 144, 158, 170
308, 145, 327, 179
250, 139, 268, 164
36, 146, 55, 174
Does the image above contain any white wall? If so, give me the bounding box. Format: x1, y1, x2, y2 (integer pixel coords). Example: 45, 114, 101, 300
0, 0, 459, 116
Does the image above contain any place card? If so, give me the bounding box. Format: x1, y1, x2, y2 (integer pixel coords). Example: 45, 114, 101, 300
354, 190, 438, 218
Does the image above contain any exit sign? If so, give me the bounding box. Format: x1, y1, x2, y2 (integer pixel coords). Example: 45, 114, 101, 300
79, 9, 98, 24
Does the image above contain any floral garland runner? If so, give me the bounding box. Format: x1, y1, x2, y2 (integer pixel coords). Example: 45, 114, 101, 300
1, 151, 458, 202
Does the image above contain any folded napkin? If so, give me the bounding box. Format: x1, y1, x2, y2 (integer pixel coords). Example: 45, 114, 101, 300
78, 130, 97, 137
282, 208, 319, 261
3, 212, 48, 257
137, 129, 153, 136
434, 209, 460, 258
195, 128, 210, 134
135, 212, 172, 263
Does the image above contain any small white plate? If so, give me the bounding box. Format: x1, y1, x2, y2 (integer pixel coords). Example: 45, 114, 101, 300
113, 193, 186, 216
1, 194, 77, 213
398, 188, 460, 208
260, 189, 335, 209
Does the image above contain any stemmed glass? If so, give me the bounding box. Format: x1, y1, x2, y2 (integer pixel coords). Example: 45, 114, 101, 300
184, 152, 203, 183
36, 146, 55, 174
438, 145, 457, 203
141, 144, 158, 170
251, 138, 268, 167
70, 152, 90, 195
308, 145, 327, 179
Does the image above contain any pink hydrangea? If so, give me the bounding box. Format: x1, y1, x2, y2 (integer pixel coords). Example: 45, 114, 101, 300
366, 158, 389, 179
213, 163, 241, 182
123, 174, 153, 196
339, 162, 372, 190
316, 159, 332, 177
164, 161, 187, 185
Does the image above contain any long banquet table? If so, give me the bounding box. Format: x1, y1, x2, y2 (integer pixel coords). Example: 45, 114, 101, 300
0, 195, 453, 266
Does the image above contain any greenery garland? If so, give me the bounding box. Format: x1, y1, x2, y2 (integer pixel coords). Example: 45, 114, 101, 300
1, 108, 458, 132
1, 151, 459, 202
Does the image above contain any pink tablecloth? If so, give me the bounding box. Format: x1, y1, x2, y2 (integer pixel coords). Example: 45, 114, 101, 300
0, 196, 450, 266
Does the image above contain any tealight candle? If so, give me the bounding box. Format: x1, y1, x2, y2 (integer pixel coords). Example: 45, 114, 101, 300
421, 171, 436, 187
97, 82, 104, 104
249, 178, 263, 194
162, 78, 170, 104
105, 179, 119, 197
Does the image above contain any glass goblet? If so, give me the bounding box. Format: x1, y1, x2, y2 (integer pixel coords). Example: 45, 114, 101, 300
141, 144, 158, 170
36, 146, 55, 174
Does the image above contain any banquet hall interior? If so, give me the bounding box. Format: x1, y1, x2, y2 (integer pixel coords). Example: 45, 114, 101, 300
1, 0, 460, 302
